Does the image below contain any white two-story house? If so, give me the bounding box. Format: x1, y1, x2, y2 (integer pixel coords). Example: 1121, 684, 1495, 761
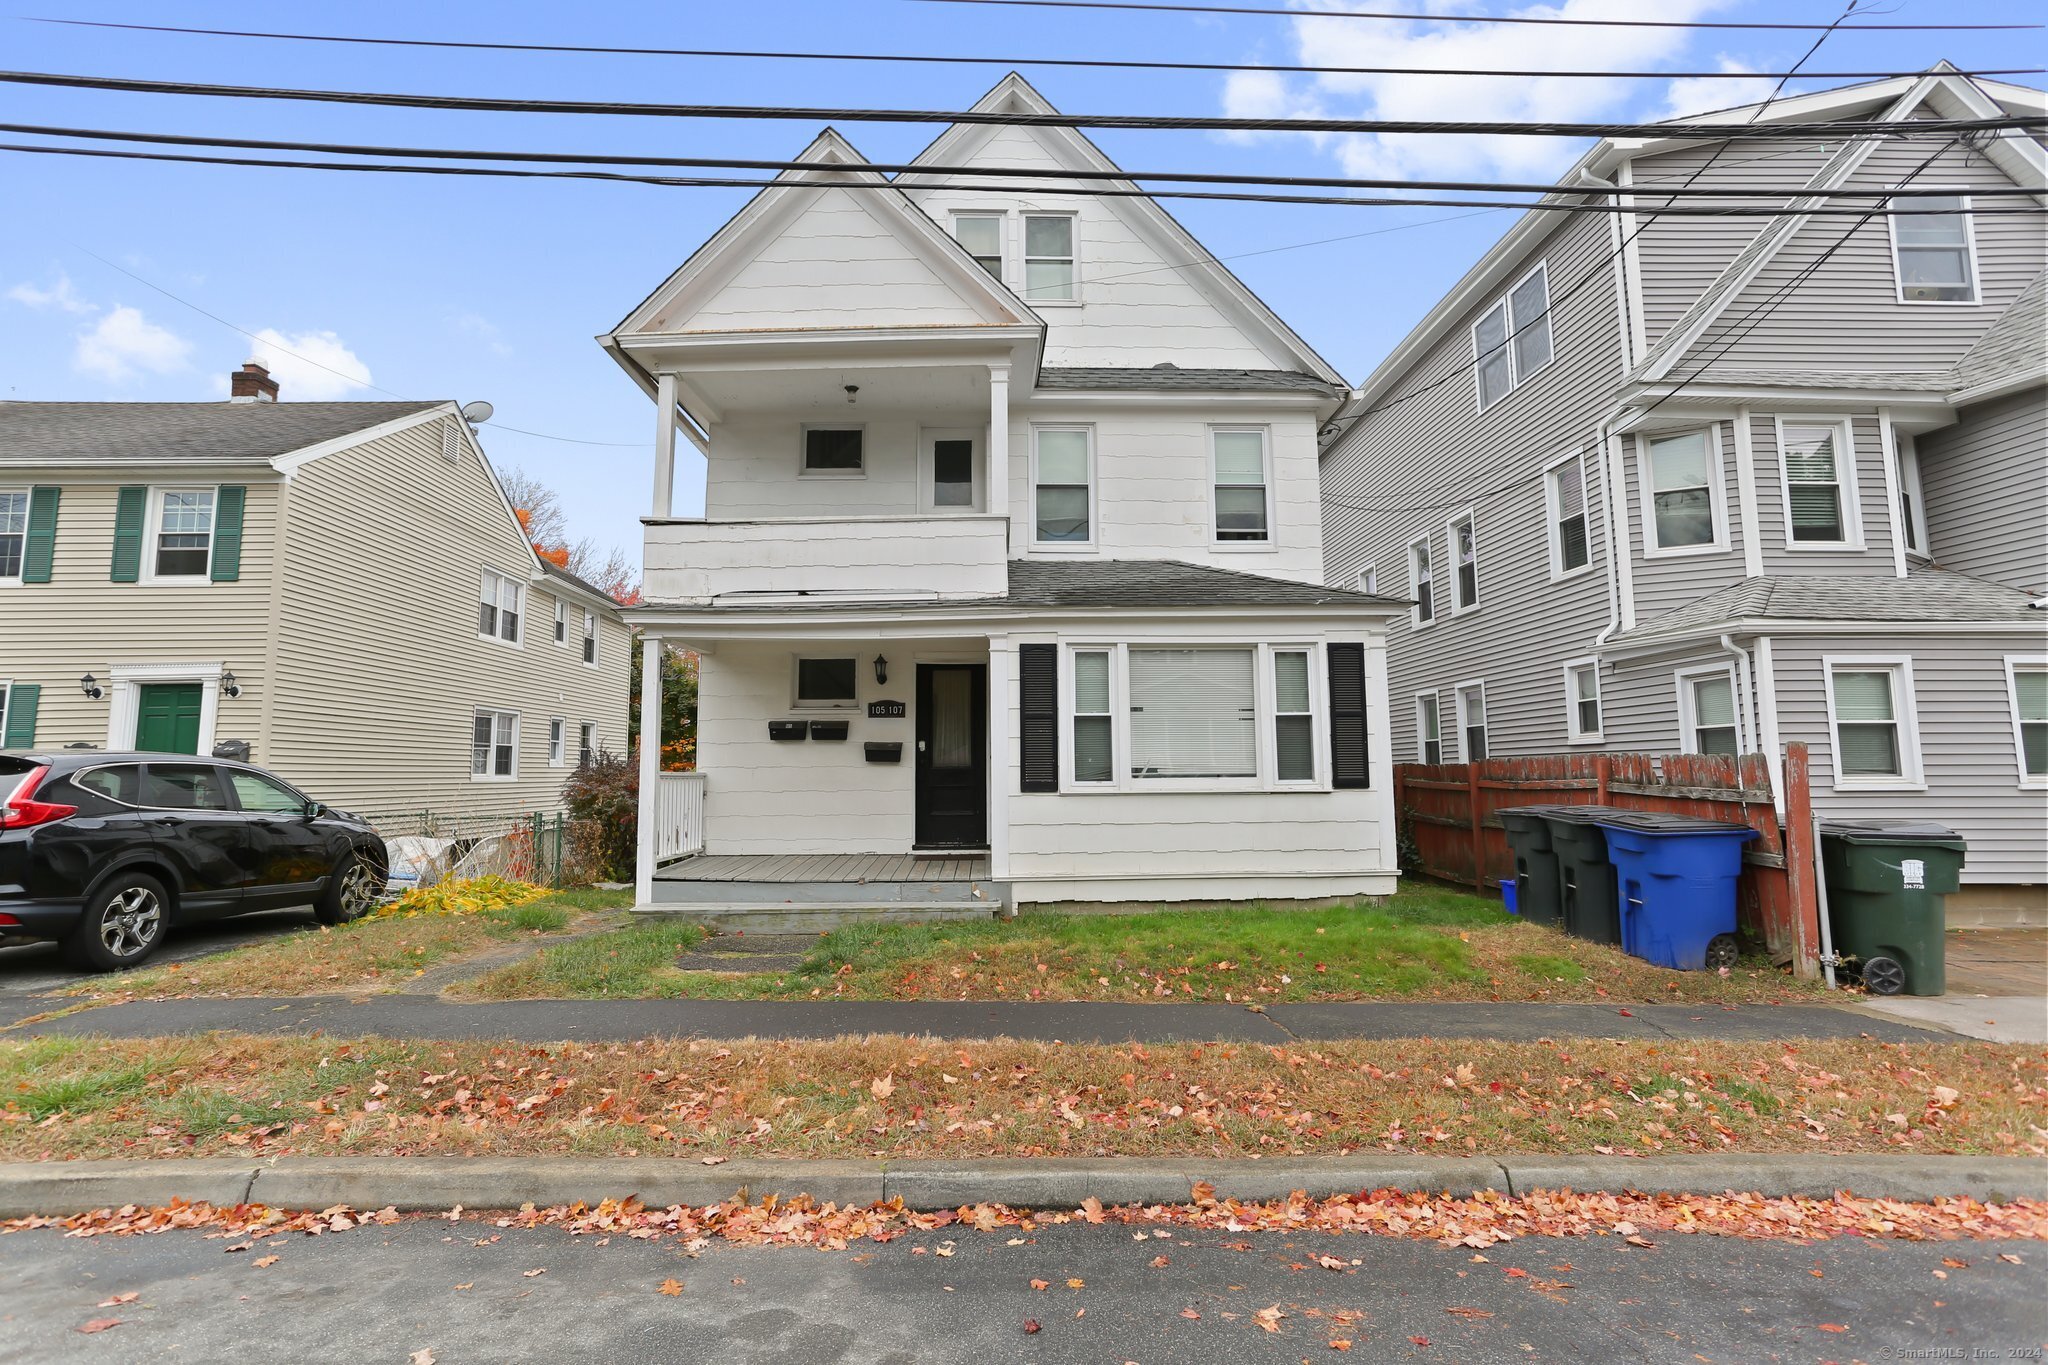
613, 75, 1403, 915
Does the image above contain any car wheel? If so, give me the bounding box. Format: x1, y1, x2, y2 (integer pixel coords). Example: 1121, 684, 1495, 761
61, 874, 170, 972
315, 851, 384, 926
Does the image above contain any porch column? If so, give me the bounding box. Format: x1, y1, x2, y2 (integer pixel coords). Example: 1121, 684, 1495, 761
987, 635, 1012, 885
634, 634, 663, 905
652, 371, 677, 519
986, 363, 1010, 526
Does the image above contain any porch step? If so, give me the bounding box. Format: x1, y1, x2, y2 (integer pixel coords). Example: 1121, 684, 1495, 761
636, 900, 1000, 933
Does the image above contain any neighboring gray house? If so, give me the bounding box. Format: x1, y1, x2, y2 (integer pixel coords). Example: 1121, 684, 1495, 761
0, 365, 633, 827
1321, 67, 2048, 913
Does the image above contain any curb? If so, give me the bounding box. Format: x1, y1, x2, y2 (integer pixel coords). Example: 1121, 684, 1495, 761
1, 1154, 2039, 1219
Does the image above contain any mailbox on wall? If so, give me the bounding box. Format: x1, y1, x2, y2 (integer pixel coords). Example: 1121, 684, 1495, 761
864, 742, 903, 764
809, 720, 850, 741
768, 721, 807, 742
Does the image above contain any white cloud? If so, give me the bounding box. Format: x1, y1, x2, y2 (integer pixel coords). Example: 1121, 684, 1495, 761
7, 272, 93, 314
74, 306, 193, 381
1221, 0, 1745, 183
247, 328, 374, 399
1658, 56, 1779, 121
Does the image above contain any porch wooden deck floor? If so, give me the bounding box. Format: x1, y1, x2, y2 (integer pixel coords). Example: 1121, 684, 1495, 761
654, 852, 992, 884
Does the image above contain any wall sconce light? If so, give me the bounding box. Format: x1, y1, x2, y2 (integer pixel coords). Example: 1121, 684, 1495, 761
873, 654, 889, 686
80, 672, 103, 701
220, 670, 242, 700
844, 384, 860, 405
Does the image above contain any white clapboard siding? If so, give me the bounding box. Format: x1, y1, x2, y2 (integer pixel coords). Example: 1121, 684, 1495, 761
645, 514, 1009, 600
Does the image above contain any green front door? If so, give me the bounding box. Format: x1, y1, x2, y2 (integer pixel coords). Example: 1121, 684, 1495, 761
135, 682, 204, 754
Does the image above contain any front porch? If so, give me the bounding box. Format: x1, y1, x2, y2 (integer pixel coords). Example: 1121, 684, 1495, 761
642, 851, 1007, 930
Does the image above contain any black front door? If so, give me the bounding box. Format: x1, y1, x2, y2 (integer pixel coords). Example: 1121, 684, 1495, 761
915, 664, 988, 849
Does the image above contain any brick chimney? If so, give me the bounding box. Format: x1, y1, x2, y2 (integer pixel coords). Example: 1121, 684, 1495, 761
229, 362, 279, 403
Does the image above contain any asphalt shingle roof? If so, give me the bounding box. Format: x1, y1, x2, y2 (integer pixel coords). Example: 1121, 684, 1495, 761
1951, 273, 2047, 395
1612, 567, 2043, 645
0, 401, 444, 465
1036, 366, 1340, 397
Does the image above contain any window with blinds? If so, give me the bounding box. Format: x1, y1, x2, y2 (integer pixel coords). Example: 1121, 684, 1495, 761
1687, 673, 1739, 756
2013, 666, 2047, 780
1782, 423, 1849, 543
1212, 428, 1270, 542
1033, 427, 1092, 544
1409, 537, 1435, 625
1072, 650, 1113, 783
1548, 455, 1590, 574
1831, 667, 1903, 777
1646, 430, 1716, 550
1891, 195, 1976, 302
1129, 648, 1257, 780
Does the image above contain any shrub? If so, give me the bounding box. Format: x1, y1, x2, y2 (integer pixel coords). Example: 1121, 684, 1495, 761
375, 875, 547, 920
563, 747, 638, 883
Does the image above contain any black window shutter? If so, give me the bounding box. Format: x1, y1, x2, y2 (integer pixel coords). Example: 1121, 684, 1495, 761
1327, 642, 1369, 789
1019, 643, 1059, 792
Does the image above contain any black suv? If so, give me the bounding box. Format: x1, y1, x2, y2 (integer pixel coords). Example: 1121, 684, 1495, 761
0, 751, 388, 971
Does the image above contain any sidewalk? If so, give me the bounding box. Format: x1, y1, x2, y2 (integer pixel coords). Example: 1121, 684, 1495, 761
3, 995, 1957, 1043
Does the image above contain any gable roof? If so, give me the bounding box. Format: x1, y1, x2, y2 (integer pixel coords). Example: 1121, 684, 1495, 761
1608, 566, 2042, 648
896, 74, 1345, 387
0, 400, 441, 466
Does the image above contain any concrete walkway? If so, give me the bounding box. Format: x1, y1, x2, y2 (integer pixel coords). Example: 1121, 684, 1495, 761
2, 995, 1956, 1043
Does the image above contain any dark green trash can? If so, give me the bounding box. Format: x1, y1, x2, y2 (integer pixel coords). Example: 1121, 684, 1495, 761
1499, 807, 1567, 929
1820, 819, 1966, 997
1546, 809, 1624, 947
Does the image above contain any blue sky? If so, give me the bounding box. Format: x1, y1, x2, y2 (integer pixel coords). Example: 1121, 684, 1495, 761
3, 1, 2041, 553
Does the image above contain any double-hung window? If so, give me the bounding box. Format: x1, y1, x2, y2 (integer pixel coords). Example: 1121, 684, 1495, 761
1472, 262, 1553, 411
1416, 693, 1443, 765
1455, 682, 1487, 761
1780, 420, 1854, 546
479, 569, 521, 643
1681, 669, 1740, 756
1896, 435, 1930, 557
472, 708, 519, 779
151, 488, 215, 578
1358, 563, 1379, 594
581, 609, 598, 665
579, 722, 596, 768
1644, 430, 1718, 551
1890, 194, 1977, 303
554, 600, 568, 645
1825, 659, 1921, 787
548, 718, 566, 767
1448, 512, 1479, 612
1408, 536, 1435, 626
953, 212, 1003, 278
1211, 427, 1270, 543
1033, 426, 1093, 546
1022, 214, 1076, 302
2007, 661, 2048, 785
0, 489, 26, 580
1565, 660, 1602, 742
1546, 453, 1591, 576
1271, 649, 1315, 782
1070, 649, 1113, 783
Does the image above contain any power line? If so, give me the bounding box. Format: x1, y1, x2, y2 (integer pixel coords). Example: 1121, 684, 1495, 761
67, 247, 640, 448
903, 0, 2042, 30
4, 70, 2043, 141
11, 140, 2037, 217
3, 121, 2031, 201
24, 17, 2044, 82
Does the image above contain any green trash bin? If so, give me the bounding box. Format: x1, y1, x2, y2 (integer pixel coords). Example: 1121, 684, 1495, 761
1499, 806, 1568, 929
1819, 819, 1966, 997
1544, 807, 1625, 947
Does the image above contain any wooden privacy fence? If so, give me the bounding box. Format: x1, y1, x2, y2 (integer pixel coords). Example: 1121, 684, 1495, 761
1394, 746, 1821, 979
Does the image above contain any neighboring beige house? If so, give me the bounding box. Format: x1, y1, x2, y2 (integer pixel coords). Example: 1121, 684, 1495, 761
0, 364, 633, 828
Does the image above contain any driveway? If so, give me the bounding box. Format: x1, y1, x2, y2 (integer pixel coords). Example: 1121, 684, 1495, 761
0, 907, 317, 1001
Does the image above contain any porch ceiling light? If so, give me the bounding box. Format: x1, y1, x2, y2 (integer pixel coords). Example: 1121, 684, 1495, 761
220, 670, 242, 700
874, 654, 889, 685
844, 384, 859, 405
80, 672, 102, 701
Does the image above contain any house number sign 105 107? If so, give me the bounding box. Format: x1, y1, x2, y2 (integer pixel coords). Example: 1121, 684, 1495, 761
868, 700, 907, 719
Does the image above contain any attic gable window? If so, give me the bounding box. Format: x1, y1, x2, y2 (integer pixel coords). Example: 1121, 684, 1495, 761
1472, 261, 1553, 412
953, 213, 1003, 278
1023, 214, 1077, 302
1890, 194, 1977, 303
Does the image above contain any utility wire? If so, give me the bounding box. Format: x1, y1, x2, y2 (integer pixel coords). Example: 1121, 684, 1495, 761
11, 140, 2036, 217
67, 247, 640, 448
3, 70, 2042, 141
904, 0, 2041, 30
24, 17, 2044, 81
1, 121, 2028, 201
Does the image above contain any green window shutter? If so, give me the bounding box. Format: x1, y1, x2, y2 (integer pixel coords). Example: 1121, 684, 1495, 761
110, 485, 147, 582
21, 487, 59, 583
210, 485, 246, 582
2, 684, 40, 748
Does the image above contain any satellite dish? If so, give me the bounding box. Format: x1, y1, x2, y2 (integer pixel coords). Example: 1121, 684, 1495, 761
460, 400, 495, 424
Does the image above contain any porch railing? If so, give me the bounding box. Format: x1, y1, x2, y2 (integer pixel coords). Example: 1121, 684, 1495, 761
643, 513, 1009, 601
653, 771, 707, 862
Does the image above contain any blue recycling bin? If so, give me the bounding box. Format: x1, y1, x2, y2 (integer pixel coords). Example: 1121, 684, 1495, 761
1593, 812, 1759, 971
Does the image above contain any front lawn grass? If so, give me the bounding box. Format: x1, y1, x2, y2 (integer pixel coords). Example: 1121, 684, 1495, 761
1, 1032, 2036, 1163
456, 884, 1818, 1005
67, 888, 633, 1000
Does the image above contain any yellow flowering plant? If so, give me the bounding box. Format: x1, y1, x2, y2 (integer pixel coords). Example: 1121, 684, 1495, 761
372, 876, 549, 920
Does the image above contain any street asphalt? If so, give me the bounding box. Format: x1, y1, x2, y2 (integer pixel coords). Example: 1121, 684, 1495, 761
1, 994, 1954, 1042
2, 1217, 2040, 1363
